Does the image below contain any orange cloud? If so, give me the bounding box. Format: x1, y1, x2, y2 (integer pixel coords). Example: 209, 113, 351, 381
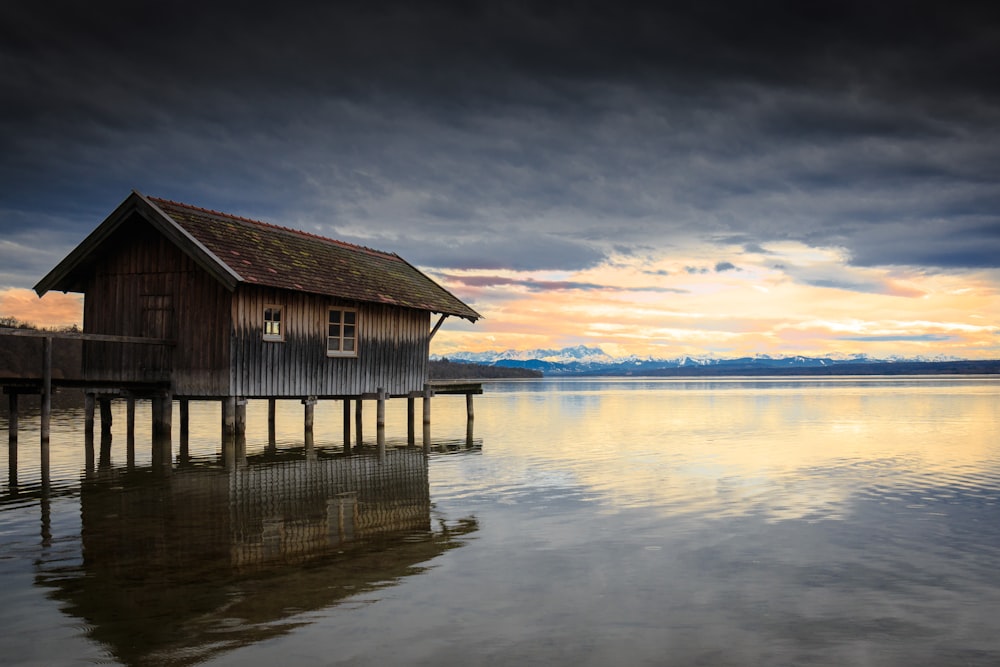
0, 288, 83, 329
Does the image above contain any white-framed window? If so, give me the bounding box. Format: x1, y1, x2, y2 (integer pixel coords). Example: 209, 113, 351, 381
263, 305, 284, 341
327, 307, 358, 357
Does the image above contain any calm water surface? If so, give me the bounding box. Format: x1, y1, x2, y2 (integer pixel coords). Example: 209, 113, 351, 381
2, 377, 999, 666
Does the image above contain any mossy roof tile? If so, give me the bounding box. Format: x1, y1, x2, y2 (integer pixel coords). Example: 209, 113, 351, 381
148, 197, 479, 321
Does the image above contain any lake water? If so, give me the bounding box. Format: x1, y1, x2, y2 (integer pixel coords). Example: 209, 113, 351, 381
2, 376, 999, 666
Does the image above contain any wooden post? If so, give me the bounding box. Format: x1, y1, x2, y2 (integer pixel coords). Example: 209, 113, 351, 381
127, 397, 136, 469
343, 399, 351, 453
40, 337, 51, 482
84, 392, 95, 440
127, 397, 137, 445
466, 392, 475, 448
7, 392, 17, 490
422, 383, 432, 453
407, 396, 415, 446
235, 397, 247, 437
152, 392, 173, 472
40, 336, 52, 447
221, 396, 235, 467
303, 396, 316, 435
99, 397, 113, 436
7, 392, 17, 447
376, 388, 386, 459
222, 396, 236, 437
177, 398, 188, 462
268, 398, 277, 447
355, 396, 363, 450
152, 394, 172, 440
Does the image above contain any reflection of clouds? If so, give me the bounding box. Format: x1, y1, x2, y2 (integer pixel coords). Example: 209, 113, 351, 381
475, 379, 1000, 523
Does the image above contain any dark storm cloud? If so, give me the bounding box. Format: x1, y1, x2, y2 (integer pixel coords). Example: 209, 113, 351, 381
2, 0, 1000, 287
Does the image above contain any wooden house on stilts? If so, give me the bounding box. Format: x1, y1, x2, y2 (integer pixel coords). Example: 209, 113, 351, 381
31, 190, 481, 454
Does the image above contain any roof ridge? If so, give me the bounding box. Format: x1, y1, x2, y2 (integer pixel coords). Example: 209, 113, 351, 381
147, 196, 400, 260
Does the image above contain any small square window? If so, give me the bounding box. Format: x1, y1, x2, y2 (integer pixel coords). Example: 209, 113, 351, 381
264, 305, 283, 341
327, 307, 358, 357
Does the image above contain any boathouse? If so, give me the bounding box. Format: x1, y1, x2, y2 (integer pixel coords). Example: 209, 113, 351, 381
19, 190, 480, 450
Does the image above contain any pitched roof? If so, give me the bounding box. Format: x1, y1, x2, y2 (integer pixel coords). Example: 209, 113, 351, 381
35, 191, 481, 321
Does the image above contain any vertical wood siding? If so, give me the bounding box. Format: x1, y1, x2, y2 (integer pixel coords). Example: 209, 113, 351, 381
231, 287, 430, 398
82, 218, 231, 395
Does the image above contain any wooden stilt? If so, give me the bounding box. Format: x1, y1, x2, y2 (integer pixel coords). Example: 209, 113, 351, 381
127, 397, 137, 446
126, 397, 136, 469
7, 392, 17, 447
235, 397, 247, 437
40, 337, 51, 482
466, 392, 475, 448
355, 397, 363, 450
152, 392, 173, 472
407, 396, 415, 446
221, 396, 235, 467
343, 399, 351, 453
84, 392, 95, 440
178, 399, 188, 462
7, 393, 17, 490
303, 396, 316, 435
99, 397, 113, 435
376, 388, 386, 459
268, 398, 277, 447
40, 336, 52, 448
422, 383, 432, 453
222, 396, 236, 437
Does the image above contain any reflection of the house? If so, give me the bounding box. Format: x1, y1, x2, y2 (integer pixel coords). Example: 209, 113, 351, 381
37, 449, 477, 667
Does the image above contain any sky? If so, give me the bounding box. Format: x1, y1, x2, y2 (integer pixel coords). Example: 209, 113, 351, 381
1, 0, 998, 360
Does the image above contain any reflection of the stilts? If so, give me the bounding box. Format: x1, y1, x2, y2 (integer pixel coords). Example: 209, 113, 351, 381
34, 449, 478, 667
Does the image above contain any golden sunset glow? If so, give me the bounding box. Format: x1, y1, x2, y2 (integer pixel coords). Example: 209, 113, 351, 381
429, 242, 1000, 359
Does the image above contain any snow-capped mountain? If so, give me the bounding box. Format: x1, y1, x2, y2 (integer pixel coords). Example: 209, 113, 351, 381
434, 346, 968, 376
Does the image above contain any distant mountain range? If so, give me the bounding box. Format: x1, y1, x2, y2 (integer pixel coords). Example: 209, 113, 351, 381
434, 345, 1000, 376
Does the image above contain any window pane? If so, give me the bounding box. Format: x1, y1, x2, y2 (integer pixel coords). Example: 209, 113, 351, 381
329, 324, 340, 337
328, 339, 340, 352
264, 307, 272, 321
344, 311, 356, 324
272, 308, 281, 323
344, 325, 355, 338
329, 310, 341, 324
344, 339, 355, 352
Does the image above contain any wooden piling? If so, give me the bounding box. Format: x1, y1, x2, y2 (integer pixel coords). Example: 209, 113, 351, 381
235, 397, 247, 437
376, 388, 386, 459
222, 396, 236, 438
268, 398, 277, 446
177, 398, 188, 462
127, 396, 136, 469
99, 397, 113, 435
40, 336, 52, 448
422, 383, 432, 453
407, 396, 415, 446
7, 393, 17, 447
343, 399, 351, 453
303, 396, 316, 438
466, 392, 475, 448
84, 392, 95, 439
127, 397, 137, 446
355, 397, 363, 450
7, 393, 17, 489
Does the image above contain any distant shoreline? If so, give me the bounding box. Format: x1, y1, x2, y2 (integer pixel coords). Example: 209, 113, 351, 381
432, 359, 1000, 379
567, 360, 1000, 377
